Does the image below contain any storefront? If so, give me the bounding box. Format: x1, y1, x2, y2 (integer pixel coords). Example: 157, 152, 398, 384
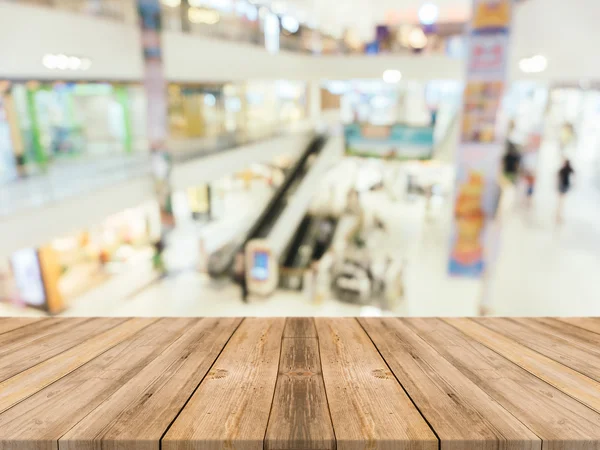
8, 82, 145, 173
0, 201, 160, 313
0, 82, 18, 182
168, 84, 225, 139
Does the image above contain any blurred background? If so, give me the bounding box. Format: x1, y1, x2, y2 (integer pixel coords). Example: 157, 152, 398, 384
0, 0, 598, 317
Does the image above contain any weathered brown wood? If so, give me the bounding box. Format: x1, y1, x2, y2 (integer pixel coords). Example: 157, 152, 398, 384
265, 318, 335, 450
0, 317, 81, 351
0, 318, 193, 450
359, 317, 541, 450
162, 318, 285, 450
407, 318, 600, 449
283, 317, 317, 338
477, 317, 600, 383
0, 317, 600, 450
315, 318, 438, 450
0, 317, 126, 383
60, 317, 241, 450
0, 317, 41, 335
0, 317, 155, 414
556, 317, 600, 335
448, 318, 600, 413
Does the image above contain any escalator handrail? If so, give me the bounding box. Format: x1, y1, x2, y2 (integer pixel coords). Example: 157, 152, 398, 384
207, 133, 328, 277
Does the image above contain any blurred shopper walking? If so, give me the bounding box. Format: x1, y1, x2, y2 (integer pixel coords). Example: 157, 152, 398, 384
557, 158, 575, 224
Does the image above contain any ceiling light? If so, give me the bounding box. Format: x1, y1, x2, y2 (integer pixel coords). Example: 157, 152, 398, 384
42, 54, 92, 71
42, 54, 58, 69
281, 15, 299, 33
188, 7, 220, 24
55, 54, 69, 70
67, 56, 82, 70
383, 69, 402, 84
519, 55, 547, 74
408, 28, 428, 49
418, 3, 439, 25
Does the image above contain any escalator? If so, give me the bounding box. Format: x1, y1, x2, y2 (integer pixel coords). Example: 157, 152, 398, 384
207, 134, 328, 277
279, 214, 338, 290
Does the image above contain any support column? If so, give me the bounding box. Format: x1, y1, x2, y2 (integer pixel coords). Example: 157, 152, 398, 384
308, 80, 322, 123
448, 0, 513, 278
137, 0, 174, 229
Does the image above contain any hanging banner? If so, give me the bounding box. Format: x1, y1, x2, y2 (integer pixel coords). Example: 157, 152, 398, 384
344, 123, 435, 161
138, 0, 174, 228
448, 0, 512, 277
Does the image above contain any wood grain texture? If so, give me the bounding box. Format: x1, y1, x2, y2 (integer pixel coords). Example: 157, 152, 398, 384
0, 317, 40, 335
283, 317, 317, 338
0, 318, 193, 450
556, 318, 600, 335
406, 318, 600, 449
1, 318, 600, 450
448, 318, 600, 413
60, 317, 241, 450
265, 318, 335, 450
359, 317, 541, 450
0, 318, 81, 351
477, 317, 600, 383
0, 317, 155, 414
315, 318, 438, 450
0, 317, 126, 383
162, 318, 286, 450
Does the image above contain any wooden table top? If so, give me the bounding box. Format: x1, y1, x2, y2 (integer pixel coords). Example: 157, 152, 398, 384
1, 317, 600, 450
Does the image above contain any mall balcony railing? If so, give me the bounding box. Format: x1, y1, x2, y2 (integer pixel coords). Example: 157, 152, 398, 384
3, 0, 467, 58
0, 118, 316, 218
161, 1, 467, 58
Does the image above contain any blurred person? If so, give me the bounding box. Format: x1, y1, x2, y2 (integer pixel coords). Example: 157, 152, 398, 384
152, 238, 166, 274
521, 131, 541, 208
502, 120, 522, 183
557, 158, 575, 224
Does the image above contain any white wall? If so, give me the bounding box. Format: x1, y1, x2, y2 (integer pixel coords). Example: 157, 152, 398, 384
510, 0, 600, 82
0, 3, 143, 80
162, 32, 464, 82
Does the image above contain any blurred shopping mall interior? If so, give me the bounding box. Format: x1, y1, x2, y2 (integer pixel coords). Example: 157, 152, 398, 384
0, 0, 598, 317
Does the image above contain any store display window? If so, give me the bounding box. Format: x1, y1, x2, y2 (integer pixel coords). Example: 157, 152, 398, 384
0, 201, 161, 313
9, 82, 144, 171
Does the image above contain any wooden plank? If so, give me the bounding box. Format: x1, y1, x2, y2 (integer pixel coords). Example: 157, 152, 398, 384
476, 317, 600, 383
60, 317, 241, 450
405, 318, 600, 449
528, 318, 600, 352
0, 317, 41, 335
447, 318, 600, 413
529, 318, 600, 351
0, 318, 80, 350
0, 318, 127, 383
283, 317, 317, 338
359, 318, 540, 450
556, 317, 600, 336
0, 317, 155, 414
315, 318, 437, 450
162, 318, 285, 450
265, 318, 335, 450
0, 318, 195, 450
